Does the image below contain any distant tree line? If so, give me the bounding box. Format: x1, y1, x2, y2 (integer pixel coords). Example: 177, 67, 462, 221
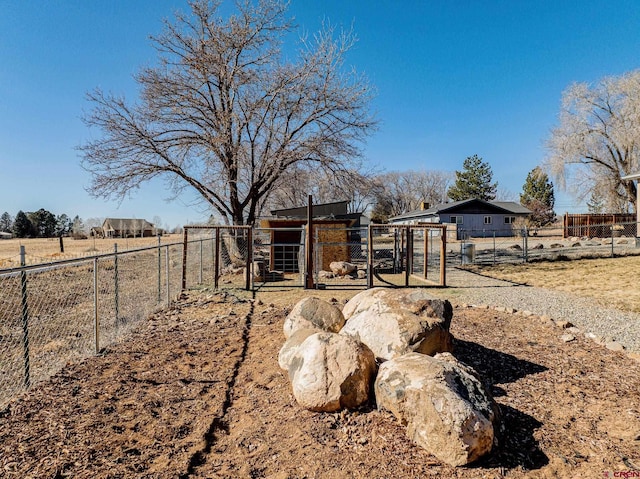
0, 210, 85, 239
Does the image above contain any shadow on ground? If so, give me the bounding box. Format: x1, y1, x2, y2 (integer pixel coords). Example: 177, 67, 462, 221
453, 338, 549, 471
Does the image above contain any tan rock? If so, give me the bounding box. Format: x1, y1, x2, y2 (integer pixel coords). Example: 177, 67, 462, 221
288, 332, 376, 412
329, 261, 357, 276
283, 297, 345, 339
605, 341, 625, 352
375, 352, 497, 466
278, 329, 316, 370
340, 288, 453, 361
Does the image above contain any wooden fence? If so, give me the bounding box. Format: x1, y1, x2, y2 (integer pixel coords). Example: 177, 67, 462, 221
563, 213, 636, 238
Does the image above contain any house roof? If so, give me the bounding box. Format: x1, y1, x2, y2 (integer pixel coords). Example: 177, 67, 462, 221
389, 199, 531, 222
102, 218, 154, 230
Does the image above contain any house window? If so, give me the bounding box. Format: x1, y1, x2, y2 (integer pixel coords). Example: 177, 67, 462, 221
504, 216, 516, 224
450, 216, 463, 224
484, 216, 492, 225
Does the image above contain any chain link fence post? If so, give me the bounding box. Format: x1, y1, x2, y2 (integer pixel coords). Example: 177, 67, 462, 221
93, 257, 100, 354
114, 243, 119, 329
157, 236, 162, 303
214, 228, 220, 289
19, 246, 30, 388
493, 231, 496, 265
165, 245, 170, 307
611, 224, 615, 258
199, 238, 204, 285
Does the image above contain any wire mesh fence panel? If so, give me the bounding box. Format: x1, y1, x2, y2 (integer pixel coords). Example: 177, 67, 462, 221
0, 242, 185, 408
369, 225, 404, 287
110, 248, 164, 345
451, 228, 527, 266
448, 221, 640, 267
313, 226, 367, 289
167, 243, 184, 299
0, 272, 30, 406
409, 226, 446, 284
184, 232, 216, 290
182, 226, 251, 291
252, 227, 305, 289
0, 261, 96, 408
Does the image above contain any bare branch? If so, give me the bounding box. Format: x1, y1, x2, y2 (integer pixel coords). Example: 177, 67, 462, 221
79, 0, 376, 225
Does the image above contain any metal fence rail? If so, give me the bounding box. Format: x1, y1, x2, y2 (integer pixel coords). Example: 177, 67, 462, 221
450, 221, 639, 266
0, 242, 184, 408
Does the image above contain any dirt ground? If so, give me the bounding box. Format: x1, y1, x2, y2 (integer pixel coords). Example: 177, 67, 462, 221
1, 287, 639, 479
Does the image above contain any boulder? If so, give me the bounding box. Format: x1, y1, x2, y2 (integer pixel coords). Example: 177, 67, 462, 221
375, 352, 498, 466
283, 297, 345, 339
343, 288, 452, 326
329, 261, 357, 276
340, 288, 453, 360
317, 270, 335, 279
278, 329, 317, 370
288, 332, 376, 412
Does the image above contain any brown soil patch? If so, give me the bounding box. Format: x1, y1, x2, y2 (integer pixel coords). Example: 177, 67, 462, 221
1, 289, 639, 478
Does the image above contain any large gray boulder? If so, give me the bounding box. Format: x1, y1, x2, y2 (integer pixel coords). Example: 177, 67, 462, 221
288, 332, 376, 412
340, 288, 453, 360
283, 296, 345, 339
375, 352, 498, 466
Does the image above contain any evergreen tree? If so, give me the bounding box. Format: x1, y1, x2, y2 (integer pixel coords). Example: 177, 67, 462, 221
586, 190, 605, 214
55, 214, 72, 236
0, 212, 12, 232
13, 211, 34, 238
520, 167, 556, 227
447, 155, 497, 201
28, 208, 57, 237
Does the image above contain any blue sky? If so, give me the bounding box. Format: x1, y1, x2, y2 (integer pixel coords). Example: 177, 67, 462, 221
2, 1, 640, 230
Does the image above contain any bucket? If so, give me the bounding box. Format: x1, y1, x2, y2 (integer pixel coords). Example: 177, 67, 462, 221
461, 243, 475, 264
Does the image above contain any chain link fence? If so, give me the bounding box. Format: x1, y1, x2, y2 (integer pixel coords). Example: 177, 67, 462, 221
182, 226, 252, 291
0, 242, 184, 408
450, 221, 640, 266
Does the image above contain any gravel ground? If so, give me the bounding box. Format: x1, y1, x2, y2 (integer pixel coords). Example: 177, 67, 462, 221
430, 267, 640, 353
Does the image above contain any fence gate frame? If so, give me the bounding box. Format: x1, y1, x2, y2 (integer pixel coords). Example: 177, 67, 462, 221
367, 224, 447, 288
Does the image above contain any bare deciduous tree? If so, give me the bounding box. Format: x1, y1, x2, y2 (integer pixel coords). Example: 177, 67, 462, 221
371, 170, 452, 222
265, 167, 379, 214
79, 0, 376, 226
546, 70, 640, 212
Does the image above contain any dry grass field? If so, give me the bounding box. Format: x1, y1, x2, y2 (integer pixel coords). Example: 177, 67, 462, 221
0, 236, 181, 268
466, 255, 640, 313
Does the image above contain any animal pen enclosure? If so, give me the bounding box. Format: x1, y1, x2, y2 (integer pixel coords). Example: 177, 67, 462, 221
180, 224, 448, 291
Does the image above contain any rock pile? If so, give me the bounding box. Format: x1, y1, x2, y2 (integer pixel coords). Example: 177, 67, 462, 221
278, 287, 499, 466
